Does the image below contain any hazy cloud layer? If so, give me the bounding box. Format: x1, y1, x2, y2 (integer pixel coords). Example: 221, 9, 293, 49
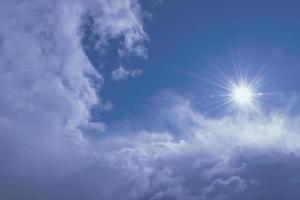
1, 1, 300, 200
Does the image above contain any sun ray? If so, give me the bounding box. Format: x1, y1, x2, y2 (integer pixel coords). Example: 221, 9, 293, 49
176, 63, 266, 114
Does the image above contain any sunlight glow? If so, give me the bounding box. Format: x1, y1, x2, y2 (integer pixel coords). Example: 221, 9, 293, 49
178, 65, 265, 114
217, 72, 264, 113
231, 85, 253, 105
225, 77, 262, 113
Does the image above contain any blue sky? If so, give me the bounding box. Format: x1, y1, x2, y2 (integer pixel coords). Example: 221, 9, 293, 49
1, 0, 300, 200
88, 0, 300, 123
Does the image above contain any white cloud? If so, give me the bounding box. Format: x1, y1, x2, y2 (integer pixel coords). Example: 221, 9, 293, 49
88, 0, 147, 57
86, 91, 300, 200
112, 66, 142, 81
103, 101, 114, 111
0, 0, 147, 199
202, 176, 247, 200
0, 0, 146, 139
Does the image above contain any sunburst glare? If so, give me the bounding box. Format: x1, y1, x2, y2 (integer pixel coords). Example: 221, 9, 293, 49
177, 66, 265, 114
231, 84, 254, 105
222, 73, 264, 113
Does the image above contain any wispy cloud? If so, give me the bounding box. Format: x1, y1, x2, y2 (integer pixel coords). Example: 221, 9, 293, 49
112, 66, 142, 81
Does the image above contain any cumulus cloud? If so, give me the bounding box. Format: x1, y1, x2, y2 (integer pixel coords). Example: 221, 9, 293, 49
112, 66, 142, 81
85, 91, 300, 200
0, 0, 146, 199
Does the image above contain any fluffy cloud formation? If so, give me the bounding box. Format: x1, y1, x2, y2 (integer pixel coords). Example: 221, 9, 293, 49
1, 1, 300, 200
112, 66, 142, 81
16, 89, 297, 200
4, 86, 300, 200
0, 0, 146, 139
88, 91, 300, 200
0, 0, 146, 199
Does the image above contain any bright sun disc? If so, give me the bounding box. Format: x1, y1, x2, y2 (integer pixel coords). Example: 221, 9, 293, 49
231, 85, 253, 105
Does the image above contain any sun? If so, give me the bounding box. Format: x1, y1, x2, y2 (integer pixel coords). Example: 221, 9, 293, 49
225, 78, 263, 113
231, 85, 253, 105
177, 65, 265, 113
218, 72, 264, 113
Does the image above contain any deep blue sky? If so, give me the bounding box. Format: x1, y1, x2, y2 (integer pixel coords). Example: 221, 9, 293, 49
88, 0, 300, 124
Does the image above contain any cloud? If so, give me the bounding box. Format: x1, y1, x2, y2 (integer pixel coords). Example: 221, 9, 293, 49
0, 0, 147, 199
87, 0, 147, 57
112, 66, 142, 81
202, 176, 247, 200
83, 91, 300, 200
